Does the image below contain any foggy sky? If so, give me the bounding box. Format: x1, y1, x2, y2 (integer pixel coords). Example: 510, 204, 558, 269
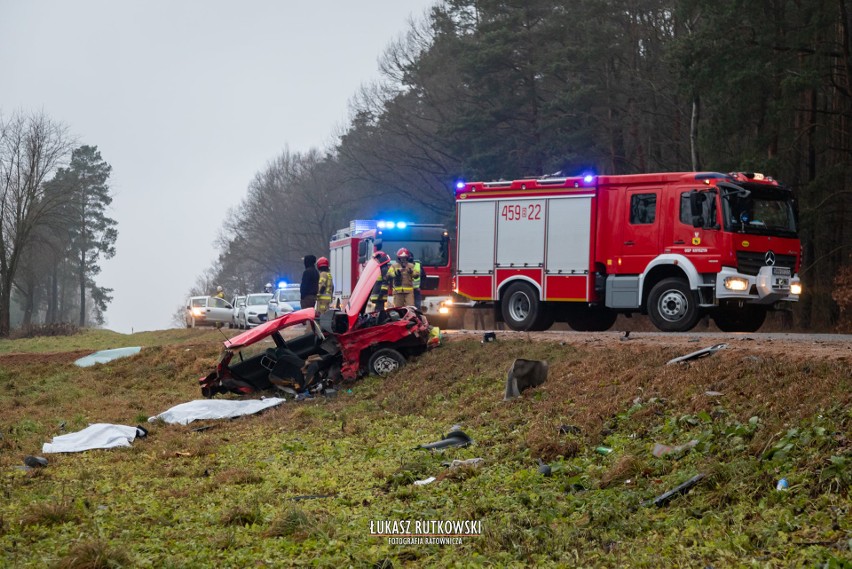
0, 0, 434, 333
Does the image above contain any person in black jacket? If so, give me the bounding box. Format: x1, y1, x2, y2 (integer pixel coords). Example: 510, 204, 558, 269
300, 254, 319, 309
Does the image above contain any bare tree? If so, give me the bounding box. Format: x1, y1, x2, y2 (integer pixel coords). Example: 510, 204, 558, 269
0, 111, 72, 336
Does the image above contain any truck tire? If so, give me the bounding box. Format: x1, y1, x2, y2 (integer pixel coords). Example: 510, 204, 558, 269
501, 281, 541, 331
713, 305, 767, 332
647, 277, 701, 332
368, 348, 406, 376
565, 306, 617, 332
531, 310, 555, 331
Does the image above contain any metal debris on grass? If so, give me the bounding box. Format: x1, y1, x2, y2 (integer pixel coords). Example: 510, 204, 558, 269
419, 429, 473, 450
504, 359, 548, 400
74, 346, 142, 367
644, 473, 706, 507
666, 343, 728, 365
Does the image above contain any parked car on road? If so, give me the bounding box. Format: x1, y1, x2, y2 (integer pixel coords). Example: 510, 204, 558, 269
185, 296, 233, 328
236, 293, 274, 329
267, 285, 300, 321
199, 257, 437, 397
230, 296, 246, 328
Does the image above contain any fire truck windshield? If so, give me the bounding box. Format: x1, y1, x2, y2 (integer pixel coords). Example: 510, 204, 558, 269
721, 185, 797, 237
382, 239, 449, 267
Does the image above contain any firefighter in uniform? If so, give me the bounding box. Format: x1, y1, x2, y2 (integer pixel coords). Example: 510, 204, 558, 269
412, 258, 424, 310
369, 251, 391, 313
316, 257, 333, 314
214, 286, 225, 299
387, 248, 419, 307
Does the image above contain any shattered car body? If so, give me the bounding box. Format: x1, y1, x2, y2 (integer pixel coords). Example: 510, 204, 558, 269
199, 258, 435, 397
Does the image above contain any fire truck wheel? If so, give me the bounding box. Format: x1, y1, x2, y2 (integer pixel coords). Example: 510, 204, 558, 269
531, 310, 555, 331
647, 277, 701, 332
368, 348, 406, 376
713, 305, 767, 332
501, 281, 541, 331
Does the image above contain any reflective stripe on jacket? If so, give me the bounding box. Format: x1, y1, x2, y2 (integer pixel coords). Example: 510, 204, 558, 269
387, 262, 420, 293
317, 271, 333, 301
412, 261, 422, 289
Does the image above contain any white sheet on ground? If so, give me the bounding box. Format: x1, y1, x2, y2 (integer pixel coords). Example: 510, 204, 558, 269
74, 346, 142, 367
43, 423, 142, 454
148, 398, 285, 426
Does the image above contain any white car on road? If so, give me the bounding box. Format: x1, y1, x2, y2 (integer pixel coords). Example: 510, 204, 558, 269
185, 296, 233, 328
236, 293, 274, 329
267, 285, 300, 321
230, 296, 246, 328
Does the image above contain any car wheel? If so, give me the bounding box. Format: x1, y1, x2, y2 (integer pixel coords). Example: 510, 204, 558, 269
647, 277, 700, 332
368, 348, 406, 376
501, 281, 541, 331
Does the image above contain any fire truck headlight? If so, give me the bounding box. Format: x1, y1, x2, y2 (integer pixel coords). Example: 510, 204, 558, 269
444, 298, 453, 305
724, 277, 749, 291
790, 282, 802, 295
439, 306, 450, 314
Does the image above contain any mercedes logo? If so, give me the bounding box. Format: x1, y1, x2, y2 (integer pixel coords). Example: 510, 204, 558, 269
765, 251, 776, 266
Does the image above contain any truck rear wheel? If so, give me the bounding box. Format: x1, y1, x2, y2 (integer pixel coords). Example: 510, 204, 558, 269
647, 277, 701, 332
713, 305, 767, 332
501, 281, 541, 331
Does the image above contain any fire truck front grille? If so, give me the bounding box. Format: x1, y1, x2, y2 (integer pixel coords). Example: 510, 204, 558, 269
736, 251, 796, 276
421, 276, 440, 291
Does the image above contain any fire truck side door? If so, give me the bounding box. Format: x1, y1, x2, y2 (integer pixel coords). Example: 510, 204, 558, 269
619, 189, 661, 274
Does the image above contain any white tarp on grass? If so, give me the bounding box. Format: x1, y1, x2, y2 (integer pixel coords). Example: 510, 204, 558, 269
43, 423, 145, 454
74, 347, 142, 367
148, 398, 285, 426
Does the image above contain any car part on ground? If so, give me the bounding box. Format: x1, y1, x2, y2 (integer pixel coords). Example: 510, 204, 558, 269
504, 359, 549, 400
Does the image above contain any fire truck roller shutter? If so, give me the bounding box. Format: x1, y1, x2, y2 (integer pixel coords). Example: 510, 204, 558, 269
456, 201, 496, 301
545, 196, 592, 301
496, 199, 545, 268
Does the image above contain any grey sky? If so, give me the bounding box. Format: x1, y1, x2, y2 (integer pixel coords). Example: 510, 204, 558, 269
0, 0, 434, 333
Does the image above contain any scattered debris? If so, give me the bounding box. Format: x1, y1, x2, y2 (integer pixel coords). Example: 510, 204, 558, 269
148, 398, 285, 425
42, 424, 148, 454
704, 391, 723, 397
644, 473, 706, 507
558, 425, 582, 435
776, 478, 789, 491
419, 429, 473, 450
482, 332, 497, 343
504, 359, 548, 400
23, 456, 48, 468
74, 346, 142, 367
323, 389, 338, 398
414, 476, 437, 486
442, 458, 484, 470
620, 331, 631, 341
595, 447, 614, 455
687, 337, 700, 343
652, 439, 699, 458
537, 458, 552, 477
666, 343, 727, 365
57, 421, 66, 432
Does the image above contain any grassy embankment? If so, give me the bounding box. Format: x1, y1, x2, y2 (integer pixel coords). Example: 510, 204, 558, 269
0, 330, 849, 567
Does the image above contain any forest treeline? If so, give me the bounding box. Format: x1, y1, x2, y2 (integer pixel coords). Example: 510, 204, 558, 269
0, 111, 117, 336
201, 0, 852, 329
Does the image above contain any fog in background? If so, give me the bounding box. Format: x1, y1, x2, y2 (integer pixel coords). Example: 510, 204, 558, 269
0, 0, 434, 333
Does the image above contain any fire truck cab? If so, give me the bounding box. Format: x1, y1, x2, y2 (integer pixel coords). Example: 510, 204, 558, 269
455, 172, 802, 332
329, 220, 457, 327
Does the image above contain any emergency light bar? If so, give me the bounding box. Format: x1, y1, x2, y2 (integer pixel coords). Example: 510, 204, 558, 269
277, 280, 288, 289
376, 220, 409, 229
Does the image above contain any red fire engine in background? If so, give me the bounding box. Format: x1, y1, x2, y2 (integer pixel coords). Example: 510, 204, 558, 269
329, 220, 457, 327
454, 171, 802, 332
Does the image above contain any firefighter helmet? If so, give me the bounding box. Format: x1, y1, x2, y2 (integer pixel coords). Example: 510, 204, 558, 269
317, 256, 329, 269
396, 248, 412, 259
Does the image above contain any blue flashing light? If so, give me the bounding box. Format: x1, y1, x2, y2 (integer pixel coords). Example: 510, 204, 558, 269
396, 222, 407, 229
377, 221, 387, 229
583, 174, 594, 183
277, 280, 288, 289
456, 181, 465, 189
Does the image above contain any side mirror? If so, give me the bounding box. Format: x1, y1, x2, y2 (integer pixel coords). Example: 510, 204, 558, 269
689, 190, 707, 228
358, 240, 369, 263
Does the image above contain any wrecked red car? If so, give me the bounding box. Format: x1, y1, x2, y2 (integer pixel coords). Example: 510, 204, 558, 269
199, 257, 436, 397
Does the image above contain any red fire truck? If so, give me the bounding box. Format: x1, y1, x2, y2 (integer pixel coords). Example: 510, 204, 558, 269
329, 220, 457, 327
454, 171, 802, 332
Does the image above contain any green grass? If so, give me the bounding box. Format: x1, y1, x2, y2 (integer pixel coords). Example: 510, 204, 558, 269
0, 332, 849, 567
